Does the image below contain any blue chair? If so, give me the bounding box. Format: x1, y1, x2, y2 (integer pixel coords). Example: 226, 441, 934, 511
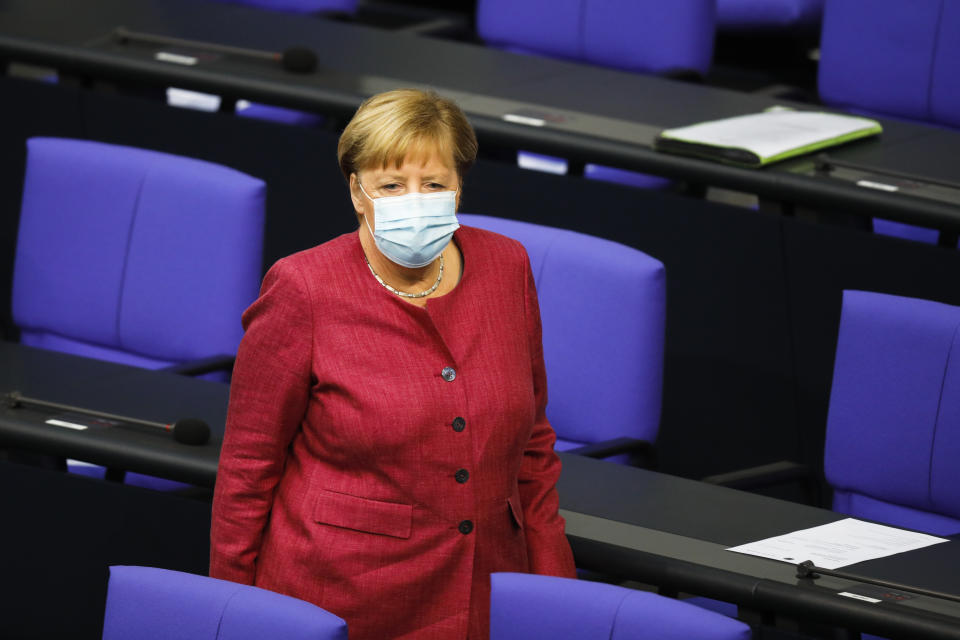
460, 214, 665, 465
824, 290, 960, 536
12, 137, 265, 486
490, 573, 752, 640
102, 566, 347, 640
476, 0, 715, 189
165, 90, 326, 126
819, 0, 960, 130
818, 1, 960, 243
477, 0, 714, 76
716, 0, 824, 33
13, 137, 264, 374
870, 219, 941, 246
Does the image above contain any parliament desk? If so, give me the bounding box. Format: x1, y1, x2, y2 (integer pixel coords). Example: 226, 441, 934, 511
1, 0, 960, 232
3, 342, 960, 639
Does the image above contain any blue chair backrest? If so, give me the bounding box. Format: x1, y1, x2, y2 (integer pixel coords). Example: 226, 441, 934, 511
819, 0, 960, 129
716, 0, 824, 32
490, 573, 751, 640
102, 566, 347, 640
476, 0, 715, 77
825, 290, 960, 536
459, 214, 665, 452
12, 138, 265, 369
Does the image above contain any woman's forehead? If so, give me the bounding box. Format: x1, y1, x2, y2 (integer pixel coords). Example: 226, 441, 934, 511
365, 149, 456, 176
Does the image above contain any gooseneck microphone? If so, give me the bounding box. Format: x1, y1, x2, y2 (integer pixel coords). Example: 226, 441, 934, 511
796, 560, 960, 604
113, 26, 318, 74
4, 391, 211, 445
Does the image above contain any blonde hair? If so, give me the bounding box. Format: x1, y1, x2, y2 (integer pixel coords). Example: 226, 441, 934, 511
337, 89, 478, 183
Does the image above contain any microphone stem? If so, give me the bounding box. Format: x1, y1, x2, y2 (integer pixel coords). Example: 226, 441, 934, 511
4, 391, 169, 431
114, 26, 277, 61
797, 561, 960, 604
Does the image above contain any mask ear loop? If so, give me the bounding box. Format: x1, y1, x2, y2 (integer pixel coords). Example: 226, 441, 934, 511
357, 178, 375, 203
356, 178, 377, 239
355, 180, 376, 242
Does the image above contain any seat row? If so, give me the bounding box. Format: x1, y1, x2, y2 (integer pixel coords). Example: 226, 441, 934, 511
14, 136, 960, 537
101, 565, 752, 639
217, 0, 827, 35
14, 137, 960, 637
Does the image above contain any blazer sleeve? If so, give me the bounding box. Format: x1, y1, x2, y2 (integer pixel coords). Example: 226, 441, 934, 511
518, 256, 578, 578
209, 258, 314, 584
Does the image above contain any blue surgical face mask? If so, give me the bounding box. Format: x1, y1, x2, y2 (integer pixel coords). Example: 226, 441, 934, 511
358, 180, 460, 268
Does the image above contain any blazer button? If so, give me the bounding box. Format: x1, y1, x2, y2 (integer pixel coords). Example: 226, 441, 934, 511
455, 469, 469, 483
452, 416, 466, 432
441, 366, 456, 382
458, 520, 474, 535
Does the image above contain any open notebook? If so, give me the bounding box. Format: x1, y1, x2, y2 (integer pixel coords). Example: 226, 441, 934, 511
654, 109, 882, 168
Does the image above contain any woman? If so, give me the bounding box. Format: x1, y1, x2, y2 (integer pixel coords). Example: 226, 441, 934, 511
210, 88, 576, 639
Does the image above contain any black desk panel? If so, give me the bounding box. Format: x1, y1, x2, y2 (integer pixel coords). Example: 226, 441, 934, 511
0, 460, 213, 640
0, 342, 228, 486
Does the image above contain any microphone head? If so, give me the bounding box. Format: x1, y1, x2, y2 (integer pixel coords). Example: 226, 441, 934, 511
171, 418, 211, 445
281, 46, 318, 73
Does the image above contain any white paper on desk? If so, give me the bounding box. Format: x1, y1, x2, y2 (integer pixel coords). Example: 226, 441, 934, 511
726, 518, 948, 569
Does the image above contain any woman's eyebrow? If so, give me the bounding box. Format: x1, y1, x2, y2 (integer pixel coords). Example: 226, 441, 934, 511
373, 171, 452, 181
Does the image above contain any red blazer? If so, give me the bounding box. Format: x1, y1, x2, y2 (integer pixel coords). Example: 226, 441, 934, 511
210, 226, 576, 639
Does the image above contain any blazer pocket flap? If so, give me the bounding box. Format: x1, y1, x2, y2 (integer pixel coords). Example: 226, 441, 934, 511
313, 489, 413, 539
507, 494, 525, 530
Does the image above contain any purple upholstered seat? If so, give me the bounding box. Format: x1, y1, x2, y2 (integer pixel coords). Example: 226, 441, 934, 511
13, 138, 264, 372
490, 573, 751, 640
476, 0, 714, 190
102, 566, 347, 640
716, 0, 824, 32
459, 214, 665, 464
819, 0, 960, 130
819, 1, 960, 242
236, 101, 325, 126
477, 0, 714, 76
870, 219, 941, 246
825, 290, 960, 536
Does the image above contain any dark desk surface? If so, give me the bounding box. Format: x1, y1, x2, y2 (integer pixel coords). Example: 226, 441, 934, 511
3, 0, 960, 229
3, 341, 960, 638
559, 454, 960, 640
0, 341, 228, 486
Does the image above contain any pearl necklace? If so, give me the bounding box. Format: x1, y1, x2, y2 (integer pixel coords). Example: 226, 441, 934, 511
364, 253, 444, 299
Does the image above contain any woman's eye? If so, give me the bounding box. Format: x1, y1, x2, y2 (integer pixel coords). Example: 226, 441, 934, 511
381, 183, 402, 193
426, 183, 445, 190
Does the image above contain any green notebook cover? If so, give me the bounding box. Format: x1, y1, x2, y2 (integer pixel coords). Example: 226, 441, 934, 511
654, 110, 883, 168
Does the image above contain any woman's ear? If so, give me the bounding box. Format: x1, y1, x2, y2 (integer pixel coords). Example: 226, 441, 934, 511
349, 173, 365, 215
